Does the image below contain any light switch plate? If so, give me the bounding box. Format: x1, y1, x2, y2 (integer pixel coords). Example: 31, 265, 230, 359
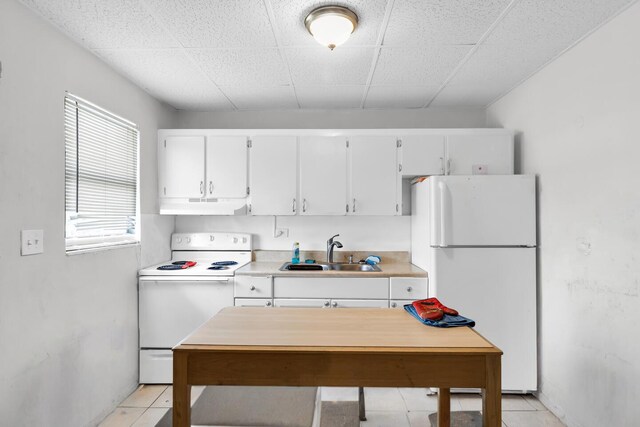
472, 164, 489, 175
21, 229, 44, 255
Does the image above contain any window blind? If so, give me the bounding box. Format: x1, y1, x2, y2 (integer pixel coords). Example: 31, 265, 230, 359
64, 94, 139, 251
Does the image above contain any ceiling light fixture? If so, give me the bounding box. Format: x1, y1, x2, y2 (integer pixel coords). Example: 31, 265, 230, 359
305, 5, 358, 50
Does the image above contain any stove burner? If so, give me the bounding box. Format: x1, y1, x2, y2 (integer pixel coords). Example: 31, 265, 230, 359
211, 261, 238, 266
157, 260, 197, 270
207, 265, 229, 270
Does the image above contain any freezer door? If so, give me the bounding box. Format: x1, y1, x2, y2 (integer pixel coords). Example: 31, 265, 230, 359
430, 175, 536, 247
139, 278, 234, 348
432, 247, 537, 392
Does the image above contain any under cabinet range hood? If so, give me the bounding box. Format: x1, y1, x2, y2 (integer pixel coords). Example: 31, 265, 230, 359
160, 198, 248, 215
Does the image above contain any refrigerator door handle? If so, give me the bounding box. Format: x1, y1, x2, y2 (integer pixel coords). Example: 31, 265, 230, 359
439, 181, 448, 246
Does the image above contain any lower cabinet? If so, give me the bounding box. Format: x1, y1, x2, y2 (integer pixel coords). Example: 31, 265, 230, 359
234, 298, 273, 307
235, 275, 427, 310
274, 298, 388, 308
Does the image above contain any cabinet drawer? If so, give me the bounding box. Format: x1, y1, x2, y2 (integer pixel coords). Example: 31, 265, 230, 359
389, 277, 427, 300
234, 298, 273, 307
234, 276, 273, 298
274, 298, 331, 308
274, 277, 388, 299
332, 299, 388, 308
390, 299, 414, 309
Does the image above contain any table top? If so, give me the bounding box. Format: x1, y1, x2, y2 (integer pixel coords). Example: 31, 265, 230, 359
176, 307, 501, 355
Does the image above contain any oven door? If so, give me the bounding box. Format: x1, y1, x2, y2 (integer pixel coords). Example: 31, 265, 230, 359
139, 276, 234, 348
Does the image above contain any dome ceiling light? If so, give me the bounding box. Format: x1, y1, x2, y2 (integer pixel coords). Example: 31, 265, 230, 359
304, 5, 359, 50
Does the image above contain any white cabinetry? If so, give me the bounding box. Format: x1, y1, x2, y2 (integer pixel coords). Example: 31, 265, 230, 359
446, 134, 513, 175
349, 136, 399, 215
249, 136, 298, 215
399, 135, 445, 177
299, 136, 348, 215
163, 136, 206, 198
205, 136, 248, 198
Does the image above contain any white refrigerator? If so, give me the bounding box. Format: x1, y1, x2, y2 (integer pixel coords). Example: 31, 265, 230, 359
411, 175, 537, 392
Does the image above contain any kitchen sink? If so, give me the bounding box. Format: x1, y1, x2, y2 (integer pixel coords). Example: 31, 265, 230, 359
279, 262, 381, 272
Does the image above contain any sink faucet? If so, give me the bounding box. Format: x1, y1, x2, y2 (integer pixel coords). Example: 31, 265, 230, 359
326, 234, 343, 263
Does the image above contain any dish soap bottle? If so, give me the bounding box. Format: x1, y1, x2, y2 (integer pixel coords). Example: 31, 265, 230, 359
292, 242, 300, 264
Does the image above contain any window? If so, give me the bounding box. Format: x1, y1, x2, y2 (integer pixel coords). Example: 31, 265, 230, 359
64, 93, 139, 252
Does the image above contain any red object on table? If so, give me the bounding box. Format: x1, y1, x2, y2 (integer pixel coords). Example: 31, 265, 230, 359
412, 298, 459, 321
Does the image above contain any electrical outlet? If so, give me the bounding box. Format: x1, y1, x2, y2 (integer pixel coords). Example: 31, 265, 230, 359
21, 229, 44, 255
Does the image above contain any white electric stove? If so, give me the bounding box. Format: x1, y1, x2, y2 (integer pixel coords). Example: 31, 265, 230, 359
138, 232, 252, 384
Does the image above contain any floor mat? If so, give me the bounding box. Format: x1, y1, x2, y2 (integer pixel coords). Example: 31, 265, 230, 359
156, 386, 317, 427
319, 401, 359, 427
428, 410, 483, 427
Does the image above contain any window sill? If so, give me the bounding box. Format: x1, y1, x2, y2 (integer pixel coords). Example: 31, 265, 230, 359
66, 241, 140, 256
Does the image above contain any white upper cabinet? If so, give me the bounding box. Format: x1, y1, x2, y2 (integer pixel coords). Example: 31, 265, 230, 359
163, 136, 206, 198
446, 134, 514, 175
349, 136, 399, 216
249, 136, 298, 215
400, 135, 445, 177
299, 136, 348, 215
205, 136, 248, 198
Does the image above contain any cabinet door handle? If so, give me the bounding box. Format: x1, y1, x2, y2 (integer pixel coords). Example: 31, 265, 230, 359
440, 157, 445, 175
331, 301, 338, 308
303, 199, 307, 213
391, 302, 397, 308
323, 300, 330, 307
353, 198, 356, 213
265, 301, 272, 307
250, 285, 256, 291
200, 181, 204, 195
209, 181, 213, 194
406, 286, 413, 292
293, 198, 296, 213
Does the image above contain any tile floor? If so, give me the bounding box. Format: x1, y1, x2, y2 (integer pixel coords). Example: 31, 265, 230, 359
99, 385, 566, 427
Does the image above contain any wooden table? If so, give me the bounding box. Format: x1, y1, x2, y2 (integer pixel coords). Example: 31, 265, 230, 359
172, 307, 502, 427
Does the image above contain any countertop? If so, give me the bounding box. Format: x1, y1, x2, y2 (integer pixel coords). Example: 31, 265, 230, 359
235, 261, 427, 278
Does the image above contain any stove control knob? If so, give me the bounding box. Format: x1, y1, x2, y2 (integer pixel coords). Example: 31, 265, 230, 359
176, 237, 182, 243
233, 237, 238, 243
210, 235, 215, 241
242, 237, 247, 244
186, 237, 191, 243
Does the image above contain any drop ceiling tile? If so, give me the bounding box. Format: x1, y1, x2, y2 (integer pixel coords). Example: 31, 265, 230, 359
364, 86, 437, 109
269, 0, 388, 47
296, 86, 365, 109
20, 0, 177, 48
383, 0, 512, 46
440, 0, 635, 104
221, 86, 298, 110
430, 84, 506, 107
144, 0, 276, 48
94, 49, 233, 110
371, 45, 471, 86
287, 47, 375, 85
189, 48, 290, 87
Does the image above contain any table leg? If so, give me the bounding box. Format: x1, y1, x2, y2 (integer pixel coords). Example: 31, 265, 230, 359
437, 388, 450, 427
358, 387, 366, 421
173, 351, 191, 427
482, 355, 502, 427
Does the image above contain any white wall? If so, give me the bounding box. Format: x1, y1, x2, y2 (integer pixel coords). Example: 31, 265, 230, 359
175, 108, 486, 251
487, 3, 640, 426
176, 107, 487, 129
0, 1, 176, 426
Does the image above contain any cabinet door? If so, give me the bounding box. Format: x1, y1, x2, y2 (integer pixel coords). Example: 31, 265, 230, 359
274, 298, 330, 308
162, 136, 205, 198
299, 136, 348, 215
205, 136, 248, 198
249, 136, 298, 215
331, 299, 389, 308
400, 135, 445, 176
446, 134, 514, 175
349, 136, 398, 215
